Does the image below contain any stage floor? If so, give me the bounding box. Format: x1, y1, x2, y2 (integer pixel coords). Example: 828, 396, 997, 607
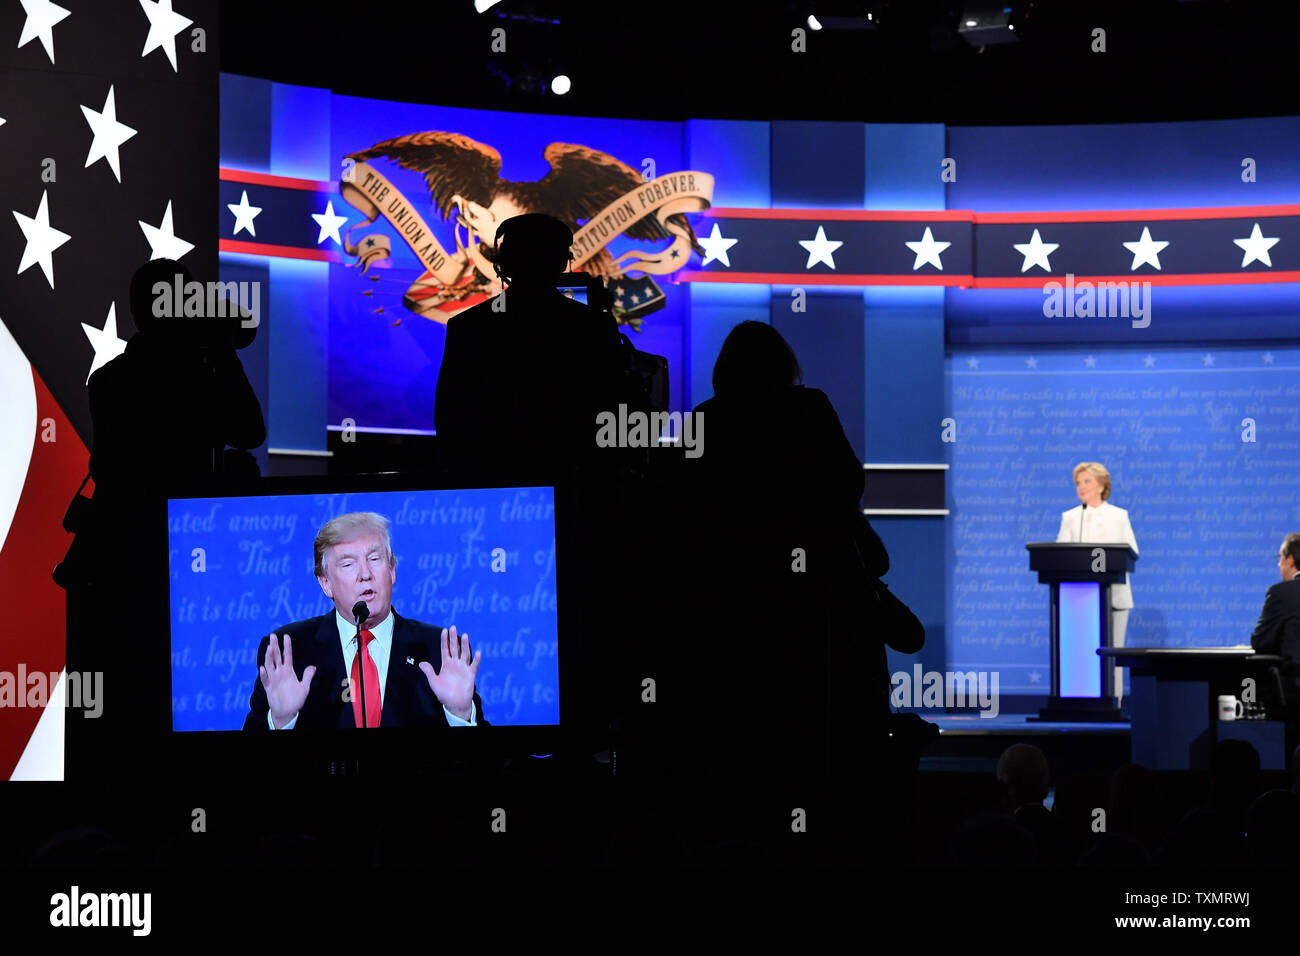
915, 711, 1131, 773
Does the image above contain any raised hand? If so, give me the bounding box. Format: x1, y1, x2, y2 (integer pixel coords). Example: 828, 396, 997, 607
259, 633, 316, 728
419, 626, 482, 721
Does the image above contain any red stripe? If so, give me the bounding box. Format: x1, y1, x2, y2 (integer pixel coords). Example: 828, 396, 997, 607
677, 270, 1300, 287
971, 270, 1300, 287
702, 204, 1300, 223
704, 208, 973, 221
973, 205, 1300, 223
676, 271, 974, 286
220, 167, 335, 193
220, 239, 344, 262
0, 368, 86, 779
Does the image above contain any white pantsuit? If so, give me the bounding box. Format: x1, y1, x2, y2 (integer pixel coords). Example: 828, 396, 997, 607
1057, 501, 1138, 703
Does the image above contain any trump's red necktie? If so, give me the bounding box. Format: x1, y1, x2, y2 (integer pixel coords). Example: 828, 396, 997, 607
351, 629, 382, 728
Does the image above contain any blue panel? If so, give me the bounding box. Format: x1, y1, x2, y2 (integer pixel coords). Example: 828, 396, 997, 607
864, 290, 944, 462
219, 73, 270, 171
771, 121, 864, 208
685, 119, 771, 208
271, 82, 333, 181
946, 116, 1300, 210
1059, 581, 1101, 698
772, 289, 864, 461
269, 258, 330, 450
865, 123, 946, 210
879, 517, 947, 678
947, 283, 1300, 345
215, 255, 270, 473
1130, 676, 1210, 770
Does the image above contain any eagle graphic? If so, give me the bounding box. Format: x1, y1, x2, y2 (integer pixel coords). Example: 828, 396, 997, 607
346, 132, 705, 325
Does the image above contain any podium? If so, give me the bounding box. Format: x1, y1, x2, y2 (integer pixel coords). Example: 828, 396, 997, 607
1026, 542, 1138, 722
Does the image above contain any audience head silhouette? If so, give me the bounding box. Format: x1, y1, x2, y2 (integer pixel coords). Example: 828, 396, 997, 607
996, 743, 1050, 808
711, 320, 802, 396
492, 213, 574, 286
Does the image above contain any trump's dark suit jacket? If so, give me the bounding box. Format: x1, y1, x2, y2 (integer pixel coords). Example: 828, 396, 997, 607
243, 611, 488, 730
1251, 577, 1300, 702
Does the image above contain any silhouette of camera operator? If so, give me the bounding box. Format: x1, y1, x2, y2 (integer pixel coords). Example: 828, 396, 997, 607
434, 213, 643, 485
59, 258, 266, 780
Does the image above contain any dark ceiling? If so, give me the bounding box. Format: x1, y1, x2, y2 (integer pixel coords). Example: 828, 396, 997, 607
218, 0, 1300, 125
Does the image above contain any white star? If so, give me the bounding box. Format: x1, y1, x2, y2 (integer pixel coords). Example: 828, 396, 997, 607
1122, 226, 1169, 271
227, 190, 262, 237
1263, 353, 1275, 365
139, 0, 193, 72
81, 85, 138, 183
965, 357, 979, 369
698, 223, 739, 267
905, 226, 951, 271
81, 303, 127, 384
13, 190, 71, 288
0, 117, 6, 128
1028, 671, 1042, 684
1233, 222, 1280, 268
1012, 228, 1059, 273
1025, 356, 1038, 368
1143, 355, 1156, 368
311, 200, 348, 245
798, 225, 843, 269
17, 0, 70, 65
1084, 356, 1096, 368
1203, 354, 1215, 367
138, 200, 194, 260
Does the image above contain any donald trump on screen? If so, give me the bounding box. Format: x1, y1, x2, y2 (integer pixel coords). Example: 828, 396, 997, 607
243, 511, 487, 730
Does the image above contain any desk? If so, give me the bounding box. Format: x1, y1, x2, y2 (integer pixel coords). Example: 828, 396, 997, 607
1100, 648, 1287, 770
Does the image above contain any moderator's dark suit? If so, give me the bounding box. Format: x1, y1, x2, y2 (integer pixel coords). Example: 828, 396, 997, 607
1251, 577, 1300, 711
243, 611, 488, 730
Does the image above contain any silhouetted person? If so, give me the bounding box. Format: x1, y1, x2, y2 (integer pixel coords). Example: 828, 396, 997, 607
950, 811, 1036, 867
1107, 763, 1163, 859
1251, 533, 1300, 749
1208, 738, 1263, 830
1159, 807, 1247, 867
665, 321, 899, 861
89, 258, 265, 508
435, 215, 651, 746
434, 213, 643, 485
996, 743, 1066, 865
64, 258, 265, 781
1245, 789, 1300, 867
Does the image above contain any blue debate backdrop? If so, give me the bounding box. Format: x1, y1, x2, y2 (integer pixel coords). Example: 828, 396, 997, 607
945, 347, 1300, 692
168, 486, 560, 730
220, 73, 1300, 707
